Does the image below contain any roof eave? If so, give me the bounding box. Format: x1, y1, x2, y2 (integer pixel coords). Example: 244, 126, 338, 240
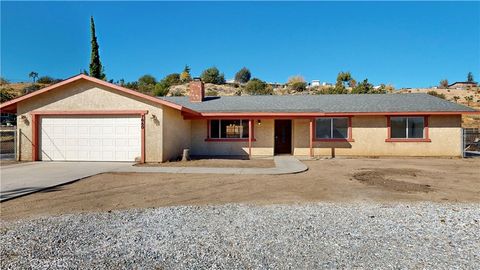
182, 110, 479, 119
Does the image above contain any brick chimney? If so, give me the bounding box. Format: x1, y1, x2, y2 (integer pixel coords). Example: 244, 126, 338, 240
189, 78, 205, 102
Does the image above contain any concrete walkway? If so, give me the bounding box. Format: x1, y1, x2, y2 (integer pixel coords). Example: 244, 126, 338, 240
113, 156, 308, 175
0, 162, 132, 201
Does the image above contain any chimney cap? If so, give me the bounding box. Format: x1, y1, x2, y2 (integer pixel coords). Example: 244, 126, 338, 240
193, 77, 202, 82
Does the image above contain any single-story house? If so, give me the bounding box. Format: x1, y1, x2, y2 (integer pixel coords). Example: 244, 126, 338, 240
1, 74, 478, 162
448, 81, 478, 89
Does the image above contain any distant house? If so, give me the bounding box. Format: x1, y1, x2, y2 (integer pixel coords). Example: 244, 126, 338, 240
311, 80, 320, 87
1, 74, 479, 162
448, 82, 478, 89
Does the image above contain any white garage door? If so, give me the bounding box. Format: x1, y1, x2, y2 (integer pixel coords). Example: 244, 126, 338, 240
40, 116, 141, 161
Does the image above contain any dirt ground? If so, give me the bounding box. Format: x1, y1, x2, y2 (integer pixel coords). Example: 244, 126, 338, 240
136, 159, 275, 168
1, 158, 479, 220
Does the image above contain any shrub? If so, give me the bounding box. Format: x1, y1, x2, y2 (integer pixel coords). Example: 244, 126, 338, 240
315, 86, 348, 95
244, 78, 273, 95
287, 76, 307, 92
234, 67, 251, 84
22, 84, 41, 94
37, 76, 58, 84
439, 79, 449, 89
206, 89, 218, 96
201, 67, 225, 84
427, 90, 446, 99
0, 87, 16, 102
164, 73, 181, 86
169, 89, 184, 96
0, 77, 9, 85
124, 81, 139, 90
351, 79, 377, 94
154, 81, 169, 96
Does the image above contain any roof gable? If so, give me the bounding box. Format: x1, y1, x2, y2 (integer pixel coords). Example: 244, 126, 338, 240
0, 74, 198, 114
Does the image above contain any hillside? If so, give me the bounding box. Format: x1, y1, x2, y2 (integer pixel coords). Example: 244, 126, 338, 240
397, 88, 480, 128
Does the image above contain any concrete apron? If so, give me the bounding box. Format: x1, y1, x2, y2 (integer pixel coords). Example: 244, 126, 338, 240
112, 156, 308, 175
0, 162, 132, 202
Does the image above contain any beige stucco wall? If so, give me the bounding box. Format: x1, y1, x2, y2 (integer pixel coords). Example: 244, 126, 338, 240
16, 80, 166, 162
162, 106, 191, 161
14, 80, 463, 161
189, 119, 274, 157
293, 116, 462, 157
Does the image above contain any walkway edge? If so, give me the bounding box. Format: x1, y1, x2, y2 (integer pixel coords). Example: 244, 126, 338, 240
113, 156, 308, 175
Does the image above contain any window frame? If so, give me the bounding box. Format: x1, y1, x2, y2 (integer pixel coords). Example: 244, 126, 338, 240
313, 117, 354, 142
386, 115, 431, 142
205, 119, 256, 142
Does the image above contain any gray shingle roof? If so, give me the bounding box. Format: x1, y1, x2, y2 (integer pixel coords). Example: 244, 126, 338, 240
159, 93, 476, 113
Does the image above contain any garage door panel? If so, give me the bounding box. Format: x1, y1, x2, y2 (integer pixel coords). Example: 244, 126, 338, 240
40, 116, 141, 161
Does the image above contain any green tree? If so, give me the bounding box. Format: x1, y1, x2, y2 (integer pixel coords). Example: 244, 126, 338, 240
351, 79, 378, 94
154, 81, 170, 96
138, 74, 157, 94
138, 74, 157, 85
201, 67, 225, 84
467, 72, 474, 82
180, 65, 192, 83
164, 73, 181, 86
234, 67, 251, 84
244, 78, 273, 95
89, 16, 105, 79
439, 79, 449, 88
336, 71, 353, 88
29, 71, 38, 83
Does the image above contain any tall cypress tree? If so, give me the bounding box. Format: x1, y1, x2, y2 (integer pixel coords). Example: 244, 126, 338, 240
89, 16, 105, 79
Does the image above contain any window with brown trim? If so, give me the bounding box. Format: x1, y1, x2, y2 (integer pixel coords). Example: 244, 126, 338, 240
209, 119, 250, 139
386, 116, 430, 142
315, 117, 352, 141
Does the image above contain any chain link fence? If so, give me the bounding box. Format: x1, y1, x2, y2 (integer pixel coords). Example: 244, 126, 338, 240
463, 128, 480, 157
0, 127, 16, 160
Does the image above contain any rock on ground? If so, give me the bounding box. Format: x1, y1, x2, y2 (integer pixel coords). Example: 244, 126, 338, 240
1, 203, 479, 269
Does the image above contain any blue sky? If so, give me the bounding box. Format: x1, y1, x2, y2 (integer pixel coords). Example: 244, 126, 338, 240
1, 1, 479, 88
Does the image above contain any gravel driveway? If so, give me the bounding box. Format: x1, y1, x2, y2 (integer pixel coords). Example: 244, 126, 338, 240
1, 203, 479, 269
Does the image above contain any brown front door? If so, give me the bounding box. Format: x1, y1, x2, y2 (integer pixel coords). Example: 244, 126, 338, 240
274, 120, 292, 155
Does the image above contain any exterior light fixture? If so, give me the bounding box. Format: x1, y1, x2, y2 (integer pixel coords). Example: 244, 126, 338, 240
257, 120, 262, 126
